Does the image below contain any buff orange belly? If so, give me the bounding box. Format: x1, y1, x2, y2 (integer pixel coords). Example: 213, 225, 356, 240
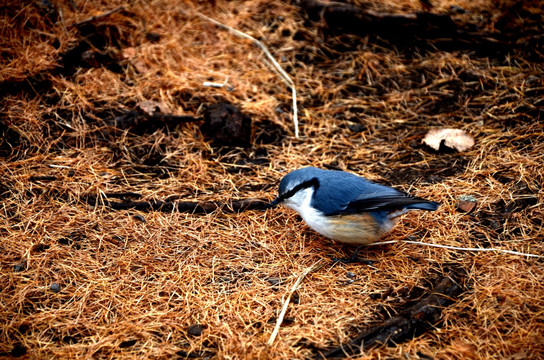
303, 212, 392, 245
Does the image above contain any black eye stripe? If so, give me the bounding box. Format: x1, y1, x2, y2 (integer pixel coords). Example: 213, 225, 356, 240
278, 178, 319, 202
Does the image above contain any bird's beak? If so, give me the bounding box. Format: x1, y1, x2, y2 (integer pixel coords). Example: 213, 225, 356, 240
266, 197, 281, 209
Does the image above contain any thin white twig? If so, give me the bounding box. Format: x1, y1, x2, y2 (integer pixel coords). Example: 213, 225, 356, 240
268, 259, 324, 345
203, 81, 226, 88
195, 11, 299, 138
369, 240, 543, 258
291, 87, 299, 138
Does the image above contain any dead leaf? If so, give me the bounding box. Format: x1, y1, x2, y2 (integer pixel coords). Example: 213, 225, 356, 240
121, 47, 150, 73
423, 128, 475, 152
456, 195, 477, 213
136, 100, 170, 115
121, 47, 136, 59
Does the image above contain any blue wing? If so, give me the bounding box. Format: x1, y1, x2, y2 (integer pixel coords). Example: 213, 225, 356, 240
308, 168, 438, 216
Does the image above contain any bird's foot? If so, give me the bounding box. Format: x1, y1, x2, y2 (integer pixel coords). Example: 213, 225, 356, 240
331, 245, 366, 264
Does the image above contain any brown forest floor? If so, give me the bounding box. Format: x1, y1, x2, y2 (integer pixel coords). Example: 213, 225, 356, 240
1, 0, 543, 359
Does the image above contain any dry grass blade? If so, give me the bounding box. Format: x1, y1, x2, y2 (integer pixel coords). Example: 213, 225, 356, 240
268, 259, 325, 345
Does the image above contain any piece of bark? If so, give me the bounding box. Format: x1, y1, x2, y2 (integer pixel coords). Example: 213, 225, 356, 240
202, 103, 252, 147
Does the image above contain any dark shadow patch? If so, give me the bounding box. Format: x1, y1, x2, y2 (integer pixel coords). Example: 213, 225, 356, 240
254, 119, 286, 145
119, 339, 137, 348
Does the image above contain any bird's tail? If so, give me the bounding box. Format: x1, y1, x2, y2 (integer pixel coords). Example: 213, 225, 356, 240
405, 200, 440, 211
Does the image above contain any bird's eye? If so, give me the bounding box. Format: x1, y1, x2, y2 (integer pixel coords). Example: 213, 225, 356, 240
282, 178, 319, 200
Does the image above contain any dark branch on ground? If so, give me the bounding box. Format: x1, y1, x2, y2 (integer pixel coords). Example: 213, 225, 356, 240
298, 0, 505, 55
316, 271, 465, 359
85, 194, 270, 213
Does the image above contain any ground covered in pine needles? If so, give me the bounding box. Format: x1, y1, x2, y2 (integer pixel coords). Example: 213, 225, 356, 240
1, 0, 543, 359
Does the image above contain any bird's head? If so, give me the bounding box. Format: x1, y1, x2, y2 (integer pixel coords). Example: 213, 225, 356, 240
269, 168, 321, 209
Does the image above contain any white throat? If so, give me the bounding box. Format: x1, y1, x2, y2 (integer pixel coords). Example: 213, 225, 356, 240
283, 187, 315, 215
282, 187, 333, 237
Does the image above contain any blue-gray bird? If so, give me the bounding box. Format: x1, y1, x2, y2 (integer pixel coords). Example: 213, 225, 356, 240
269, 167, 439, 245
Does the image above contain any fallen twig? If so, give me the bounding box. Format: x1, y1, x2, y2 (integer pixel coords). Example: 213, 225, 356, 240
86, 194, 270, 213
268, 259, 325, 345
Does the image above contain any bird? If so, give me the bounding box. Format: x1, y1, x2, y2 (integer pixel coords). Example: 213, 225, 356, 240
269, 167, 439, 246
